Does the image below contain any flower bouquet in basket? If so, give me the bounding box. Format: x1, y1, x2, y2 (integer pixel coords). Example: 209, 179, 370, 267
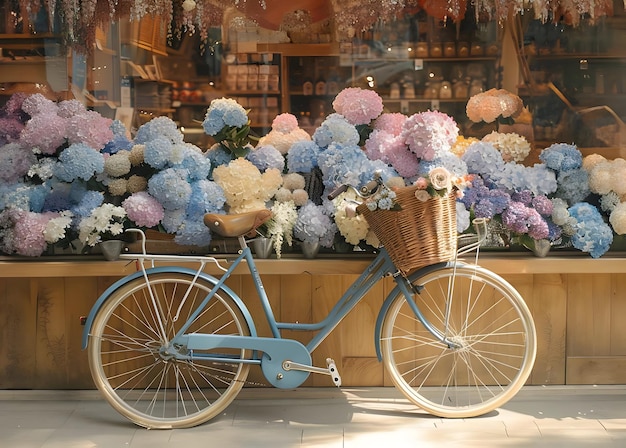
357, 167, 463, 275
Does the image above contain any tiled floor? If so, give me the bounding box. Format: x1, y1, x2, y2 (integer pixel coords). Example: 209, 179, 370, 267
1, 386, 626, 447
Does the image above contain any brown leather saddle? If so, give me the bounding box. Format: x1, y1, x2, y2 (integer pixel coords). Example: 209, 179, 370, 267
203, 210, 272, 238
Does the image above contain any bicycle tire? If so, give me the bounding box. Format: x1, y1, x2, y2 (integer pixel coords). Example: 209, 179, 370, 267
380, 263, 536, 418
88, 272, 251, 429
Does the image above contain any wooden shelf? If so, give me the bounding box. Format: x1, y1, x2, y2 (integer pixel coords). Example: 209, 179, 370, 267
2, 253, 626, 278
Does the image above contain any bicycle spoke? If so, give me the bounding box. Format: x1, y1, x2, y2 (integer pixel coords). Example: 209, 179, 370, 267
88, 273, 251, 428
381, 265, 536, 418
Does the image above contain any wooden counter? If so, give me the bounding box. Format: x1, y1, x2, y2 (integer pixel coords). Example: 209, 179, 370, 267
1, 254, 624, 389
2, 252, 624, 277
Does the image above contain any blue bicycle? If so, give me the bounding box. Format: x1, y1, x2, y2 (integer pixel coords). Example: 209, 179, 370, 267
82, 180, 536, 429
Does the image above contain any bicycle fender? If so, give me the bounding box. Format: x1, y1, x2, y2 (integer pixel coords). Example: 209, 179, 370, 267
81, 266, 257, 349
373, 262, 453, 361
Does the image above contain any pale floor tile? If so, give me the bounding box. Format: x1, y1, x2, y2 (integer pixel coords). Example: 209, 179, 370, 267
1, 386, 626, 447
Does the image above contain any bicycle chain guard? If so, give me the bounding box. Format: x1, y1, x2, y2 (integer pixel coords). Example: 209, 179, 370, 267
261, 344, 312, 389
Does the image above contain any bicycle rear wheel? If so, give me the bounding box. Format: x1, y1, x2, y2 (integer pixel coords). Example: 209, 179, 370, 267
88, 272, 251, 429
381, 264, 536, 418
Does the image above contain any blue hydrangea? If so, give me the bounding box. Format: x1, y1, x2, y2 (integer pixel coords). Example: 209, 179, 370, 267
41, 180, 71, 212
144, 136, 174, 169
556, 169, 590, 205
568, 202, 613, 258
135, 116, 184, 144
54, 143, 105, 182
174, 218, 213, 246
161, 209, 185, 234
318, 142, 368, 190
28, 184, 48, 212
492, 163, 557, 197
202, 98, 248, 135
418, 154, 468, 178
461, 142, 505, 179
540, 143, 582, 172
293, 201, 335, 244
70, 190, 104, 217
247, 145, 285, 172
102, 133, 133, 154
110, 119, 128, 136
313, 114, 360, 149
148, 168, 192, 210
358, 159, 399, 187
205, 144, 234, 173
287, 141, 321, 173
186, 180, 226, 218
173, 146, 212, 180
0, 182, 31, 211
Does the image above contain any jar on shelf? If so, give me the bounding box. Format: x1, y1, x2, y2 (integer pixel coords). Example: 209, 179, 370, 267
403, 82, 416, 99
430, 42, 443, 57
416, 42, 428, 58
457, 42, 469, 57
424, 82, 440, 99
439, 81, 452, 99
470, 42, 484, 56
469, 79, 485, 96
453, 79, 469, 98
444, 42, 456, 57
389, 82, 401, 99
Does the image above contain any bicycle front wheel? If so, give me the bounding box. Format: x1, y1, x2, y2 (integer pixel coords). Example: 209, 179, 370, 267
381, 264, 536, 418
88, 272, 251, 429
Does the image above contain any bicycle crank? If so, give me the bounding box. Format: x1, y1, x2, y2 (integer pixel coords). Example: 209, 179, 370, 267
282, 358, 342, 387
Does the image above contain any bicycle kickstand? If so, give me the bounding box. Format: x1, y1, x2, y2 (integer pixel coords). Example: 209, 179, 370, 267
282, 358, 342, 387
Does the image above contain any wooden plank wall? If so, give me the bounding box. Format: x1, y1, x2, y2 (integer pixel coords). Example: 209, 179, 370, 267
0, 271, 619, 389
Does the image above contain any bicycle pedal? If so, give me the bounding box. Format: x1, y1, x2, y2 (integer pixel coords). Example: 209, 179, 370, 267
326, 358, 341, 387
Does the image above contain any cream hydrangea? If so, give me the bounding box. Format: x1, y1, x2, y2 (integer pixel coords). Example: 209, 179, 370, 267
213, 158, 282, 213
333, 190, 369, 245
610, 202, 626, 234
482, 131, 531, 162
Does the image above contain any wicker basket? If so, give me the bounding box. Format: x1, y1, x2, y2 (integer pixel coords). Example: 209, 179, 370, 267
357, 185, 457, 275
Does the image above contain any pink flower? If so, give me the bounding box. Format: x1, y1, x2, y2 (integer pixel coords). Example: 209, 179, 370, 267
271, 113, 299, 133
332, 87, 384, 125
12, 210, 55, 256
401, 111, 459, 161
414, 177, 429, 189
123, 191, 165, 228
66, 110, 113, 150
373, 113, 406, 136
20, 113, 67, 154
386, 144, 419, 178
466, 89, 523, 123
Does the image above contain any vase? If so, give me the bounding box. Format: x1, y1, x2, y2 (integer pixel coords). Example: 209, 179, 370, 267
523, 238, 551, 258
301, 241, 320, 259
483, 219, 511, 249
251, 237, 273, 259
99, 240, 126, 261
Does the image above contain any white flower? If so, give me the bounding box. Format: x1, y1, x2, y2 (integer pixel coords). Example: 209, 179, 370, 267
44, 211, 74, 243
429, 167, 452, 191
414, 189, 431, 202
182, 0, 196, 12
78, 204, 127, 246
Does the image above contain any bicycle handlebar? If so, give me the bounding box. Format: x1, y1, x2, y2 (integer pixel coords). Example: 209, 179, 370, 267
327, 171, 383, 201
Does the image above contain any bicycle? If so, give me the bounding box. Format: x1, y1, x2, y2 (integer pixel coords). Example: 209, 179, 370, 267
81, 178, 537, 429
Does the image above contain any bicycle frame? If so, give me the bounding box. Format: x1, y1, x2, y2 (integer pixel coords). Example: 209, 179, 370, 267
83, 222, 486, 389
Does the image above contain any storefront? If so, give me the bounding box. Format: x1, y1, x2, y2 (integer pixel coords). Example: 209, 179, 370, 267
1, 0, 626, 389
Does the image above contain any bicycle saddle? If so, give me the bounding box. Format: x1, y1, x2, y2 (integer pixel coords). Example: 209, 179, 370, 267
204, 210, 272, 238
